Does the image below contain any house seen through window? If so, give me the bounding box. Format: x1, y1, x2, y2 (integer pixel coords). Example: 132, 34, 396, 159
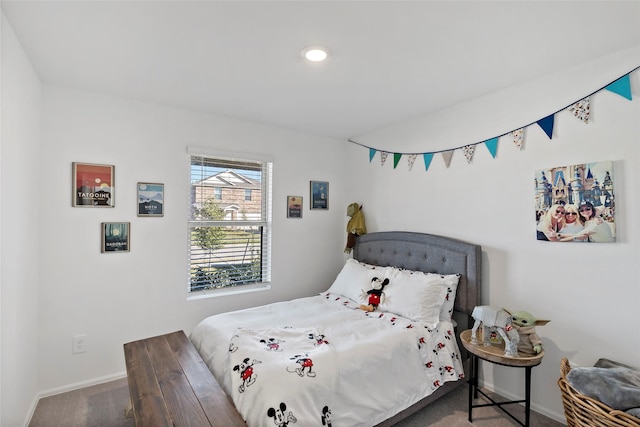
189, 154, 272, 293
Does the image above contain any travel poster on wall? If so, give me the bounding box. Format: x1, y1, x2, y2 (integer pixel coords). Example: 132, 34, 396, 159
72, 162, 115, 207
310, 181, 329, 210
534, 160, 615, 243
137, 182, 164, 217
287, 196, 302, 218
101, 222, 130, 253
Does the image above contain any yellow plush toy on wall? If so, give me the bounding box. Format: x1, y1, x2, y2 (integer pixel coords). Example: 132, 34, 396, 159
344, 203, 366, 253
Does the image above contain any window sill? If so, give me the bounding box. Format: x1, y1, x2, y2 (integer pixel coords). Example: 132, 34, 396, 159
187, 283, 271, 300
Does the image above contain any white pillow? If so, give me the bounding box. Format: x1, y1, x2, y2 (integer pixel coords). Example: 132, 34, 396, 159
379, 268, 449, 328
326, 259, 389, 303
433, 273, 461, 322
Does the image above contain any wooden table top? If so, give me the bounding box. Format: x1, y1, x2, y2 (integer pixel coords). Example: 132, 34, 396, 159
460, 329, 544, 367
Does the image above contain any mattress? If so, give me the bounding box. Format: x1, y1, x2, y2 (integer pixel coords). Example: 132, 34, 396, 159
190, 293, 464, 427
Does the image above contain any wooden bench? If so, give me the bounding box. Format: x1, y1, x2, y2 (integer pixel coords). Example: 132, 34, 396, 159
124, 330, 247, 427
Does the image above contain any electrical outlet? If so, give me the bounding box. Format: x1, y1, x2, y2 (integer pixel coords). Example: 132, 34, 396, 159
72, 334, 87, 354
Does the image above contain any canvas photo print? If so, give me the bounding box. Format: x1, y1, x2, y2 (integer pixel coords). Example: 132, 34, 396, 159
535, 161, 615, 243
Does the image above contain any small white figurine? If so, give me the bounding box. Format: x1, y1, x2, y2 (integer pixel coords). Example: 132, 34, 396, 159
470, 306, 519, 357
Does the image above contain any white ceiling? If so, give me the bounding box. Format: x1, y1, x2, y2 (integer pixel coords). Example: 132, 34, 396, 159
2, 1, 639, 141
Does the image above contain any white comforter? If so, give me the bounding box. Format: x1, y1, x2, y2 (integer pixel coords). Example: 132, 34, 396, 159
190, 293, 464, 427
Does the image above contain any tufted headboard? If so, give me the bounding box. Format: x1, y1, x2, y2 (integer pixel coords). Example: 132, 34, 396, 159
352, 231, 481, 319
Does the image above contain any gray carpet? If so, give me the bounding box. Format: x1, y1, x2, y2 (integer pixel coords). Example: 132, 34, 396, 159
29, 377, 565, 426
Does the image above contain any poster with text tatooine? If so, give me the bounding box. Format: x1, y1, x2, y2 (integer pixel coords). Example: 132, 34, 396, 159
535, 161, 615, 243
72, 162, 114, 207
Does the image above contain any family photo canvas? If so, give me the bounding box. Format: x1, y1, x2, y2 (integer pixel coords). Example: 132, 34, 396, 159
534, 161, 615, 243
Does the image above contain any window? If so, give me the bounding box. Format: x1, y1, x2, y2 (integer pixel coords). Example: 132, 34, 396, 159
189, 153, 272, 293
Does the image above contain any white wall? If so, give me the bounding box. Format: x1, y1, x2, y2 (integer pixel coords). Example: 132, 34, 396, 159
1, 12, 43, 427
350, 47, 640, 422
35, 86, 351, 394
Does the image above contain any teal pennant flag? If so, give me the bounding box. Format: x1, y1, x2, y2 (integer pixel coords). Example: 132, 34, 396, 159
393, 153, 402, 169
423, 153, 434, 171
605, 74, 632, 100
537, 114, 555, 139
369, 148, 377, 162
484, 137, 499, 158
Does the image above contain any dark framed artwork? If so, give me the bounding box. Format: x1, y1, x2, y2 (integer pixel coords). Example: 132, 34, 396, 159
534, 160, 615, 243
310, 181, 329, 210
101, 222, 130, 253
72, 162, 115, 207
137, 182, 164, 217
287, 196, 303, 218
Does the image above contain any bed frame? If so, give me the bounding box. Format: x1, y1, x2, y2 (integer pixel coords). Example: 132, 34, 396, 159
353, 231, 482, 426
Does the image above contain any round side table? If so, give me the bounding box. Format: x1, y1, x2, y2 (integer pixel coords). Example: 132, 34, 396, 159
460, 329, 544, 427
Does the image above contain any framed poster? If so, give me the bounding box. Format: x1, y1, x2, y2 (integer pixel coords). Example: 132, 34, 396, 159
534, 160, 615, 243
72, 162, 115, 207
287, 196, 303, 218
137, 182, 164, 217
101, 222, 130, 253
310, 181, 329, 210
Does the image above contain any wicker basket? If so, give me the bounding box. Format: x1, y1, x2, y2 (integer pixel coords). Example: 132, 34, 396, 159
558, 357, 640, 427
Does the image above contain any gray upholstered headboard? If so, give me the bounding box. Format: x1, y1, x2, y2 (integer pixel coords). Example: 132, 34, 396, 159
352, 231, 481, 318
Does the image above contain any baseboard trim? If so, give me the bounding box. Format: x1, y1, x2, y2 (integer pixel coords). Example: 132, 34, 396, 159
25, 372, 128, 427
38, 371, 128, 399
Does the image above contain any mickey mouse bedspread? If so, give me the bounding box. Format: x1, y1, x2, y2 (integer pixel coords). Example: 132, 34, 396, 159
190, 294, 464, 427
229, 327, 336, 426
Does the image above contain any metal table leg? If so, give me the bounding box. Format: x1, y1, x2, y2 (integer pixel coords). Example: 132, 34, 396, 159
468, 354, 479, 422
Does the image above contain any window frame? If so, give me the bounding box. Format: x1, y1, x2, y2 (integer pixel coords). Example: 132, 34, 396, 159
187, 147, 272, 298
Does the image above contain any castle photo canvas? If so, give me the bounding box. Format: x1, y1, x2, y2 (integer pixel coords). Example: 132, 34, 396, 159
534, 160, 615, 243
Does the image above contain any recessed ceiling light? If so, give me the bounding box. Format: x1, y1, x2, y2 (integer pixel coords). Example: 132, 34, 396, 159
301, 45, 331, 62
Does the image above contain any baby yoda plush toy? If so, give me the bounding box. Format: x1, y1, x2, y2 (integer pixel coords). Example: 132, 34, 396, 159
508, 310, 550, 355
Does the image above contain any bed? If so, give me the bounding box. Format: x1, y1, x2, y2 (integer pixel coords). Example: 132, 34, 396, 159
190, 231, 481, 427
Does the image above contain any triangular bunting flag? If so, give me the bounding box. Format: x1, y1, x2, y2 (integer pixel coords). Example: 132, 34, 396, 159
484, 137, 499, 158
537, 114, 555, 139
605, 74, 632, 100
423, 153, 434, 171
380, 151, 389, 166
569, 97, 590, 123
511, 129, 525, 150
442, 150, 454, 168
393, 153, 402, 169
369, 148, 377, 162
462, 145, 476, 164
407, 154, 417, 171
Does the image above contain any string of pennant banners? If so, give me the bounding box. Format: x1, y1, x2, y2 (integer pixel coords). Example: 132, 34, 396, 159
349, 66, 639, 171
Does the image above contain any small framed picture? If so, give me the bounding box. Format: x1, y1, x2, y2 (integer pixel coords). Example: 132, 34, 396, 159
72, 162, 115, 207
287, 196, 303, 218
101, 222, 130, 253
137, 182, 164, 217
310, 181, 329, 210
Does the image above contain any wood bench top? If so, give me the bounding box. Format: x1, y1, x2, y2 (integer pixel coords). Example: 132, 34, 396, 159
124, 330, 247, 427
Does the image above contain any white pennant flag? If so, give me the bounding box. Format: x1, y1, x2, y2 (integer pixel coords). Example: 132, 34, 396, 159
510, 128, 525, 150
569, 97, 590, 123
380, 151, 389, 166
407, 154, 417, 170
462, 145, 476, 164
